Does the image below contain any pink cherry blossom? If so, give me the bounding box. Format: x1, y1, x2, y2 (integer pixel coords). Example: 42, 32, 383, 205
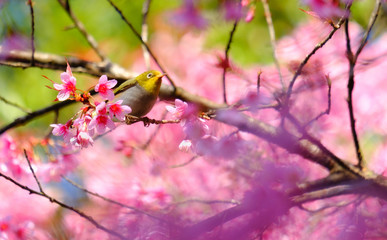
183, 117, 209, 141
89, 102, 116, 134
94, 75, 117, 101
71, 131, 93, 148
89, 115, 115, 134
95, 101, 107, 115
54, 67, 77, 101
108, 100, 132, 121
178, 139, 192, 152
50, 121, 73, 142
166, 99, 189, 119
245, 6, 255, 22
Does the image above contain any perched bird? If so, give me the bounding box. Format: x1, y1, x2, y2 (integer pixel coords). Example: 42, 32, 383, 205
114, 70, 166, 117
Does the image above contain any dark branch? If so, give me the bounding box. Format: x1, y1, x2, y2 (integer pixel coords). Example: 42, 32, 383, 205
0, 168, 126, 239
354, 0, 382, 59
0, 95, 32, 113
0, 50, 226, 135
216, 111, 339, 170
27, 0, 35, 66
106, 0, 176, 88
57, 0, 108, 62
285, 13, 348, 102
24, 149, 44, 193
304, 75, 332, 127
345, 18, 364, 169
222, 19, 238, 104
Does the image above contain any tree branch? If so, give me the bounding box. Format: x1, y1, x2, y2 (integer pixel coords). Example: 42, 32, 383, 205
0, 49, 226, 135
106, 0, 176, 88
285, 14, 347, 102
222, 19, 239, 104
261, 0, 284, 90
0, 49, 133, 79
344, 0, 382, 170
345, 18, 365, 170
0, 160, 126, 239
216, 111, 338, 170
0, 95, 32, 114
57, 0, 109, 62
27, 0, 36, 66
141, 0, 152, 69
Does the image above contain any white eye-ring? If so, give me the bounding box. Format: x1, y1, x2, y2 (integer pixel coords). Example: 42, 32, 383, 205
146, 73, 153, 78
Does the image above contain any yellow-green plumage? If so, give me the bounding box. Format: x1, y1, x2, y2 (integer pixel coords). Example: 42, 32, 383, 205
114, 70, 165, 117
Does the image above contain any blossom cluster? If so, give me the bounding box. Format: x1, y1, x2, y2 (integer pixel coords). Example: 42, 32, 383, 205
166, 99, 245, 159
49, 64, 131, 148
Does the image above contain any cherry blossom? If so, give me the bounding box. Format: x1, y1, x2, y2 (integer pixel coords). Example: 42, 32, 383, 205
178, 139, 192, 152
54, 66, 77, 101
89, 102, 116, 134
108, 100, 132, 121
95, 75, 117, 101
71, 131, 94, 148
165, 99, 189, 119
50, 121, 73, 142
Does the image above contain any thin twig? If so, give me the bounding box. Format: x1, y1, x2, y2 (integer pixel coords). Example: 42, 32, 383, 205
344, 0, 381, 170
141, 110, 168, 149
62, 176, 165, 222
0, 49, 133, 80
261, 0, 284, 90
222, 19, 239, 104
27, 0, 35, 66
257, 70, 262, 95
299, 195, 364, 214
354, 0, 382, 59
125, 115, 180, 126
171, 198, 239, 208
1, 154, 124, 239
285, 112, 361, 177
304, 75, 332, 127
57, 0, 108, 62
142, 0, 152, 69
169, 156, 198, 168
106, 0, 176, 88
24, 149, 44, 193
281, 13, 347, 127
344, 19, 365, 169
0, 100, 72, 135
0, 95, 32, 113
285, 13, 348, 101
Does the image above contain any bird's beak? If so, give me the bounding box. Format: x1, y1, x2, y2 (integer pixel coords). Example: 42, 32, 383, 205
159, 73, 167, 78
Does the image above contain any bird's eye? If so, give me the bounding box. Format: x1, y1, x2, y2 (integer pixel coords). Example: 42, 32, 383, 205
146, 73, 153, 78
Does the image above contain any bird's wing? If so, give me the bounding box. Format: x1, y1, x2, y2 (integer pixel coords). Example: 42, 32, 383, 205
114, 78, 137, 96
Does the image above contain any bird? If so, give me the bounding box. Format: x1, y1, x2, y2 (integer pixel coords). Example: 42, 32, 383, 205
114, 70, 166, 117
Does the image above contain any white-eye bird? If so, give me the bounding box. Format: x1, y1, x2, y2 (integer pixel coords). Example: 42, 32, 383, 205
114, 70, 166, 117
